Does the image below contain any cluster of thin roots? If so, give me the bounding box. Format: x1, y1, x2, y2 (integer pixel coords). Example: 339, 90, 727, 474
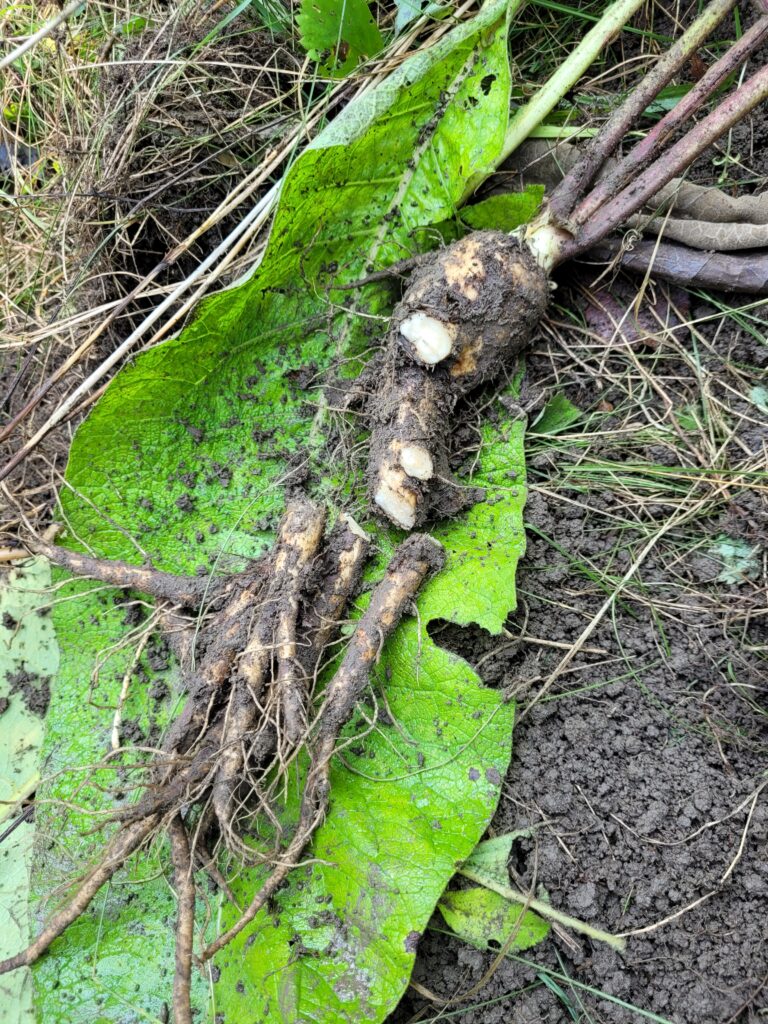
0, 502, 443, 1023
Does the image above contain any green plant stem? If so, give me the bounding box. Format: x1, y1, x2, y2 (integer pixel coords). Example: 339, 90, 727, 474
517, 2, 644, 147
459, 866, 627, 951
461, 0, 646, 201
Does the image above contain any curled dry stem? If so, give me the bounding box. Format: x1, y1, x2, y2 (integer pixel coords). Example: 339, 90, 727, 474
584, 238, 768, 294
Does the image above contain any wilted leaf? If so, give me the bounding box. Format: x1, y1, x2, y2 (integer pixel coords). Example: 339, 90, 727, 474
709, 535, 761, 584
438, 887, 549, 953
581, 274, 690, 350
460, 829, 535, 884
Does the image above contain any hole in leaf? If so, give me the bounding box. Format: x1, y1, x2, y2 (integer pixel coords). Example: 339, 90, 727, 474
510, 837, 530, 879
427, 619, 516, 687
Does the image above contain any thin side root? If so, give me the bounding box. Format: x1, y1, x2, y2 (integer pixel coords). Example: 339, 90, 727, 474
169, 816, 195, 1024
27, 536, 210, 607
0, 815, 159, 973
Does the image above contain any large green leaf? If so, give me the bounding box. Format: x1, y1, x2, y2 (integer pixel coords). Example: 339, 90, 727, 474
30, 3, 532, 1021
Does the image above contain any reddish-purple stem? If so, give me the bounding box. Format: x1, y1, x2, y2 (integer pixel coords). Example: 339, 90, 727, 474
574, 13, 768, 225
546, 0, 738, 222
560, 62, 768, 260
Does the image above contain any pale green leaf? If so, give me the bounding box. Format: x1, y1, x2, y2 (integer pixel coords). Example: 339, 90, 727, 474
394, 0, 450, 33
749, 385, 768, 415
0, 559, 58, 1024
461, 829, 536, 885
438, 887, 549, 953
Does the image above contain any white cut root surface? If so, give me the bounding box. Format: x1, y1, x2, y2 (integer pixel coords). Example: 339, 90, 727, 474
399, 313, 457, 364
400, 445, 434, 481
374, 464, 419, 529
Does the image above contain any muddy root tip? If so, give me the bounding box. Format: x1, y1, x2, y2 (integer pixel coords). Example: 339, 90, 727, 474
400, 532, 446, 574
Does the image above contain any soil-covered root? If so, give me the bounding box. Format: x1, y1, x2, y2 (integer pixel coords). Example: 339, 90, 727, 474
211, 499, 326, 852
25, 535, 213, 607
169, 816, 195, 1024
201, 532, 445, 959
0, 815, 160, 972
368, 231, 548, 529
295, 513, 370, 700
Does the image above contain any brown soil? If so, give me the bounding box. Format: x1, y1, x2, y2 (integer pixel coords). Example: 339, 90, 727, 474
8, 667, 51, 717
